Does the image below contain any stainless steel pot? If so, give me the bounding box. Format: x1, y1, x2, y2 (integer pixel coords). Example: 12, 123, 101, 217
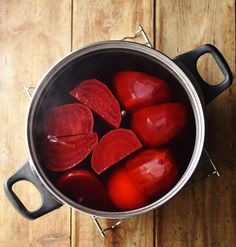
4, 40, 232, 224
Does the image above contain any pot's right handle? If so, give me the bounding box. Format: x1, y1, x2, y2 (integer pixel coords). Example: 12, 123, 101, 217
4, 161, 62, 220
175, 44, 233, 104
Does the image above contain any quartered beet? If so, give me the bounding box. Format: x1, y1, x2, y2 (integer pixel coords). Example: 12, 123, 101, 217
70, 79, 121, 128
43, 103, 94, 137
56, 169, 108, 210
42, 133, 98, 171
91, 128, 142, 174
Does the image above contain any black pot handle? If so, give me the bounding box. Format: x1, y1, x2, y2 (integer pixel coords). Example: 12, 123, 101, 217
4, 161, 62, 220
175, 44, 233, 104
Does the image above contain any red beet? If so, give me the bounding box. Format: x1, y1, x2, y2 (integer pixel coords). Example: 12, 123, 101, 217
56, 169, 108, 210
42, 133, 98, 171
131, 103, 188, 147
125, 149, 178, 197
113, 71, 171, 112
91, 128, 142, 174
43, 103, 94, 137
70, 79, 121, 128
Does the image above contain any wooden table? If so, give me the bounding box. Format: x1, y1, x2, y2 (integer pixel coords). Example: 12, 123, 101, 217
0, 1, 235, 246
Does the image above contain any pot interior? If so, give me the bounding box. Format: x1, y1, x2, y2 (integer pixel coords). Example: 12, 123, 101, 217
32, 46, 196, 213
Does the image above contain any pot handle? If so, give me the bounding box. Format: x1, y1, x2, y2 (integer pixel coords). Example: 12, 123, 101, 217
175, 44, 233, 104
4, 161, 62, 220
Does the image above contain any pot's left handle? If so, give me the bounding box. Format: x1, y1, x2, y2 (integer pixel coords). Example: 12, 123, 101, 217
4, 161, 62, 220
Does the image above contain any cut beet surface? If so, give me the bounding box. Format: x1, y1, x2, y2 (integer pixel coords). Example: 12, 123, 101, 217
91, 128, 142, 174
43, 103, 94, 137
42, 133, 98, 172
70, 79, 121, 128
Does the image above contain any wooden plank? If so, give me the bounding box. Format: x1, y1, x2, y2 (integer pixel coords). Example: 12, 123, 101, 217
72, 0, 154, 49
72, 0, 154, 246
74, 212, 154, 247
155, 0, 235, 246
0, 1, 71, 246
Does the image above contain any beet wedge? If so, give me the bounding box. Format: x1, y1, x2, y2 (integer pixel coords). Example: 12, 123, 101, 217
91, 128, 142, 174
70, 79, 121, 128
42, 133, 98, 171
43, 103, 94, 137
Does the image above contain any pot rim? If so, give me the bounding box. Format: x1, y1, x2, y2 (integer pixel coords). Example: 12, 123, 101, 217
26, 40, 205, 219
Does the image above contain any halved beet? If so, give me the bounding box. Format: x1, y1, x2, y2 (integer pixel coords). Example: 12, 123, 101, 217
42, 133, 98, 171
43, 103, 94, 137
56, 169, 108, 210
91, 128, 142, 174
70, 79, 121, 128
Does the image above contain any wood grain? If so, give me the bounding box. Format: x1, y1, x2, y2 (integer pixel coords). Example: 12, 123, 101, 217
0, 1, 71, 246
155, 0, 235, 246
1, 0, 235, 246
72, 0, 154, 246
72, 0, 154, 49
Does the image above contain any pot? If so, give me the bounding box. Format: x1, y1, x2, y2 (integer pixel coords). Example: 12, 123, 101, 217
4, 40, 233, 222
